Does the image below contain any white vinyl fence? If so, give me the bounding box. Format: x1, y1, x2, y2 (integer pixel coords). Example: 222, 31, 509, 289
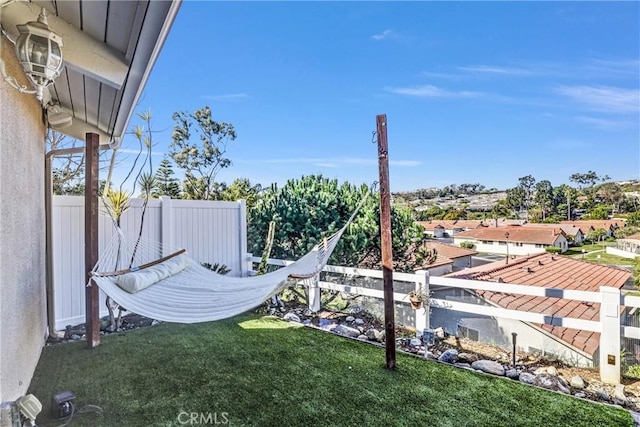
248, 256, 640, 384
52, 196, 247, 329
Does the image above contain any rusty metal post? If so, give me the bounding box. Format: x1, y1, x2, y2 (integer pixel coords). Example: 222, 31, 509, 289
377, 114, 396, 370
85, 132, 100, 348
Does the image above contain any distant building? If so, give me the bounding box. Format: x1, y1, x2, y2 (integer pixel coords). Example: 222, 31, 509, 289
430, 253, 632, 367
523, 223, 586, 244
453, 226, 569, 255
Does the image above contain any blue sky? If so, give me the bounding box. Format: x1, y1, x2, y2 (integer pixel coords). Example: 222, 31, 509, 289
118, 1, 640, 192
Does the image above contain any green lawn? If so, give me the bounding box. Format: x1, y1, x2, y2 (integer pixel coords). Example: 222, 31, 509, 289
564, 242, 616, 256
28, 314, 632, 427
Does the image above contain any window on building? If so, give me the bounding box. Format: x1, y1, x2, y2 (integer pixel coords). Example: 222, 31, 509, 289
457, 325, 479, 341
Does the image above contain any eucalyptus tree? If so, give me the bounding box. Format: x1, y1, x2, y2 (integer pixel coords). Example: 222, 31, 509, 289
534, 180, 554, 222
170, 105, 236, 200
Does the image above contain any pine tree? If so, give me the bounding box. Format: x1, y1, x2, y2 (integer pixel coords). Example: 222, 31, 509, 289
153, 157, 181, 198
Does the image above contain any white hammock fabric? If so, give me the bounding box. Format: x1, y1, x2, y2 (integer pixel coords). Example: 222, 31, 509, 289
91, 229, 344, 323
90, 192, 369, 324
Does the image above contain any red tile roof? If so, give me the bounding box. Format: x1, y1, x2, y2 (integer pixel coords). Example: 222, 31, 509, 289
417, 220, 487, 231
623, 233, 640, 241
523, 223, 585, 236
560, 220, 623, 230
454, 226, 565, 245
424, 241, 477, 259
446, 253, 631, 355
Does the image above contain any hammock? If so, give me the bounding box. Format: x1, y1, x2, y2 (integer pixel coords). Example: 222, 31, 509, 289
89, 190, 370, 324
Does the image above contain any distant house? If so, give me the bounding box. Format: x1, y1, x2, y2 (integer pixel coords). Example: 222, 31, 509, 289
430, 253, 632, 367
422, 241, 477, 274
560, 220, 623, 238
485, 218, 528, 228
523, 223, 586, 244
417, 219, 486, 237
417, 222, 446, 238
453, 226, 569, 255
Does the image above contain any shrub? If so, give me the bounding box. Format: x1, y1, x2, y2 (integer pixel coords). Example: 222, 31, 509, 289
545, 246, 562, 254
459, 241, 475, 249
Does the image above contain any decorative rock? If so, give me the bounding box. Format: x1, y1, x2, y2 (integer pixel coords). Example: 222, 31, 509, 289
557, 376, 569, 389
364, 329, 378, 341
595, 389, 610, 401
546, 366, 558, 377
438, 349, 458, 364
570, 375, 586, 389
533, 367, 547, 376
434, 327, 445, 339
303, 319, 311, 326
347, 305, 363, 314
613, 384, 628, 406
575, 392, 587, 399
424, 351, 435, 360
345, 316, 355, 322
318, 319, 334, 329
283, 312, 301, 323
457, 352, 479, 364
410, 338, 422, 348
333, 324, 361, 338
557, 382, 570, 395
70, 334, 82, 341
151, 320, 160, 326
519, 372, 535, 385
505, 369, 520, 380
378, 330, 386, 343
357, 334, 368, 340
533, 373, 569, 394
471, 360, 505, 376
354, 318, 365, 325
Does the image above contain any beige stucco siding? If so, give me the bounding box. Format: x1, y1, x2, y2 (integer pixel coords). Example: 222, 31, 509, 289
0, 36, 47, 402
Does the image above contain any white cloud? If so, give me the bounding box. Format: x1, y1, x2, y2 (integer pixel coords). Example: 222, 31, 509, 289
584, 58, 640, 78
573, 116, 633, 130
386, 85, 482, 98
555, 85, 640, 114
458, 65, 536, 76
371, 29, 393, 41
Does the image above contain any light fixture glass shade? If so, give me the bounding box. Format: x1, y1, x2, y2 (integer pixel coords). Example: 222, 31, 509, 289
14, 8, 63, 98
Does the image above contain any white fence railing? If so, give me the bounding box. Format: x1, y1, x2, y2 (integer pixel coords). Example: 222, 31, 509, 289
52, 196, 247, 329
248, 255, 640, 384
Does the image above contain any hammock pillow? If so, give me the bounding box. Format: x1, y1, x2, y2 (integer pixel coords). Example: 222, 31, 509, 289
114, 254, 191, 293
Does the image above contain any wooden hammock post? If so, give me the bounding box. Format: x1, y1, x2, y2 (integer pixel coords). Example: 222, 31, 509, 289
85, 132, 100, 348
376, 114, 396, 370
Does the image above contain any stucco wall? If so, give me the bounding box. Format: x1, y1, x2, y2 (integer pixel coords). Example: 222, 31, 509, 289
0, 36, 47, 402
430, 287, 593, 367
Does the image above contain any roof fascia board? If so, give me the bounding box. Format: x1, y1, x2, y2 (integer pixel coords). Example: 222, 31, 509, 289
111, 0, 182, 139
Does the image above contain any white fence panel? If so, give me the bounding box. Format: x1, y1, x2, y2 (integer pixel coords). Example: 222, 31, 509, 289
249, 256, 640, 384
52, 196, 246, 329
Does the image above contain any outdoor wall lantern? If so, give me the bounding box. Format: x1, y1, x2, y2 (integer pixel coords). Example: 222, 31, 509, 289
1, 7, 63, 104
